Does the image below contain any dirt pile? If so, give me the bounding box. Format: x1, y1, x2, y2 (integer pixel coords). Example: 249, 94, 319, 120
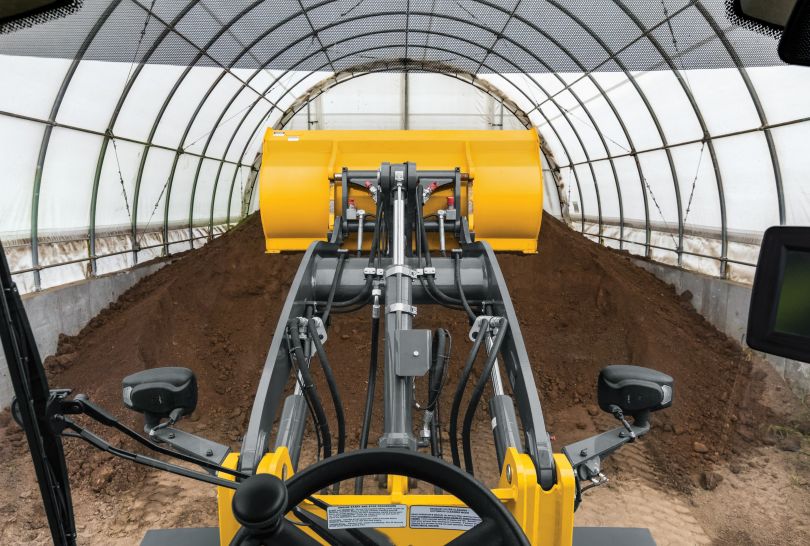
0, 211, 790, 539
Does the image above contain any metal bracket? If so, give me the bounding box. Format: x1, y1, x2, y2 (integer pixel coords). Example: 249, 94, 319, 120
363, 267, 384, 276
469, 315, 502, 341
387, 303, 417, 316
296, 316, 327, 344
385, 265, 417, 279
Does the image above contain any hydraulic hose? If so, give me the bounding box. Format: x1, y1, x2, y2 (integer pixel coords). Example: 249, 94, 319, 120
462, 318, 509, 475
415, 187, 466, 311
449, 318, 490, 467
330, 195, 384, 311
307, 318, 345, 456
320, 252, 346, 327
287, 320, 332, 460
354, 311, 381, 494
454, 252, 477, 323
428, 328, 451, 459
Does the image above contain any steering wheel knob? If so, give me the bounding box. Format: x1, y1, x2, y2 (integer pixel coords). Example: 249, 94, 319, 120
232, 474, 288, 532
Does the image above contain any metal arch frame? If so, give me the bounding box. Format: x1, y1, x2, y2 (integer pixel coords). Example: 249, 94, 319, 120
88, 0, 201, 273
28, 0, 124, 292
22, 0, 782, 289
177, 15, 598, 241
608, 0, 726, 275
229, 64, 537, 226
237, 64, 568, 228
506, 0, 680, 261
92, 0, 283, 267
119, 0, 275, 260
692, 1, 785, 226
200, 36, 593, 238
195, 19, 608, 240
68, 0, 679, 281
207, 0, 703, 260
222, 45, 589, 236
192, 5, 644, 247
271, 67, 569, 221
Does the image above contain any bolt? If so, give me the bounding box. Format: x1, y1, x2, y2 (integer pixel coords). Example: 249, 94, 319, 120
506, 464, 512, 484
412, 350, 420, 357
168, 432, 175, 439
206, 449, 214, 457
580, 448, 588, 457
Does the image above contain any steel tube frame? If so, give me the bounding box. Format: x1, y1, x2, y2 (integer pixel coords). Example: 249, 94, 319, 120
89, 0, 201, 272
197, 12, 626, 244
693, 1, 785, 227
21, 0, 791, 291
189, 13, 598, 238
29, 0, 124, 291
210, 1, 678, 257
233, 42, 591, 235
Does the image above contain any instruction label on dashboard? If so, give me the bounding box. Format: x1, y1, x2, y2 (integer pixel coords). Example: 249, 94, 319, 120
327, 504, 407, 529
409, 506, 482, 530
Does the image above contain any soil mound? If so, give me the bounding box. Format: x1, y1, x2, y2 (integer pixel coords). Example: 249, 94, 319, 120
10, 213, 779, 496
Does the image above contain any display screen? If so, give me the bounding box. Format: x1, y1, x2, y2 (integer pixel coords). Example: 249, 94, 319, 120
774, 249, 810, 338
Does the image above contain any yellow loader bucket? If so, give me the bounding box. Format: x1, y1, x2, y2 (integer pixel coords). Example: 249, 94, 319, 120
259, 129, 544, 253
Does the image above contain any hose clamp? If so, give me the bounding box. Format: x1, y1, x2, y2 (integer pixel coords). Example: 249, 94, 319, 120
385, 265, 417, 279
469, 315, 502, 341
387, 303, 417, 316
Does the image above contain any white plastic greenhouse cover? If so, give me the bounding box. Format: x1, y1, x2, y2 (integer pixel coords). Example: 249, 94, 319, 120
0, 0, 809, 293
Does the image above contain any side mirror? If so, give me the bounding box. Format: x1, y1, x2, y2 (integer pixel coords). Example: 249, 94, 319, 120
122, 367, 197, 431
598, 365, 673, 428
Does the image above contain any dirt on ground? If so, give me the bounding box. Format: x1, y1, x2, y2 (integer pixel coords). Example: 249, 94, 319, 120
0, 212, 808, 545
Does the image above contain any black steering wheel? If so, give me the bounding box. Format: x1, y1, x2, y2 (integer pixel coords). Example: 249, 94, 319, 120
229, 448, 530, 546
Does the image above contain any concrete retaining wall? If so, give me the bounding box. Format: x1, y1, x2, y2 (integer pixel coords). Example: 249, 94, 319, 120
0, 261, 169, 409
635, 259, 810, 398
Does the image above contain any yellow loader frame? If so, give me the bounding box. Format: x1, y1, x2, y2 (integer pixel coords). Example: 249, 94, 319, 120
216, 448, 576, 545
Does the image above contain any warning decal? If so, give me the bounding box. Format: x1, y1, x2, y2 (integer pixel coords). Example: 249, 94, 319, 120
409, 506, 482, 531
327, 504, 407, 529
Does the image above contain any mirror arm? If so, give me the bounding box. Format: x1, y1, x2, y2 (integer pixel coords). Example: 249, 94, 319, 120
48, 391, 246, 479
151, 426, 232, 469
59, 417, 237, 490
562, 421, 650, 479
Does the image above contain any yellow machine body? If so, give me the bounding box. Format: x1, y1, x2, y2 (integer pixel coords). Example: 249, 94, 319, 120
216, 448, 576, 546
259, 129, 544, 253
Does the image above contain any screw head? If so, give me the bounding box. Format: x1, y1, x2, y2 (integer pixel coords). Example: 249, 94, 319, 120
412, 350, 420, 357
506, 464, 512, 484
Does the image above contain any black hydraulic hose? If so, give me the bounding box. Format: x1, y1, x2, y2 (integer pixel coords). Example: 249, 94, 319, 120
415, 187, 466, 310
428, 329, 450, 459
330, 197, 384, 310
354, 312, 381, 494
320, 252, 346, 327
454, 252, 477, 323
287, 320, 332, 460
307, 319, 345, 457
462, 318, 509, 475
449, 319, 490, 467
